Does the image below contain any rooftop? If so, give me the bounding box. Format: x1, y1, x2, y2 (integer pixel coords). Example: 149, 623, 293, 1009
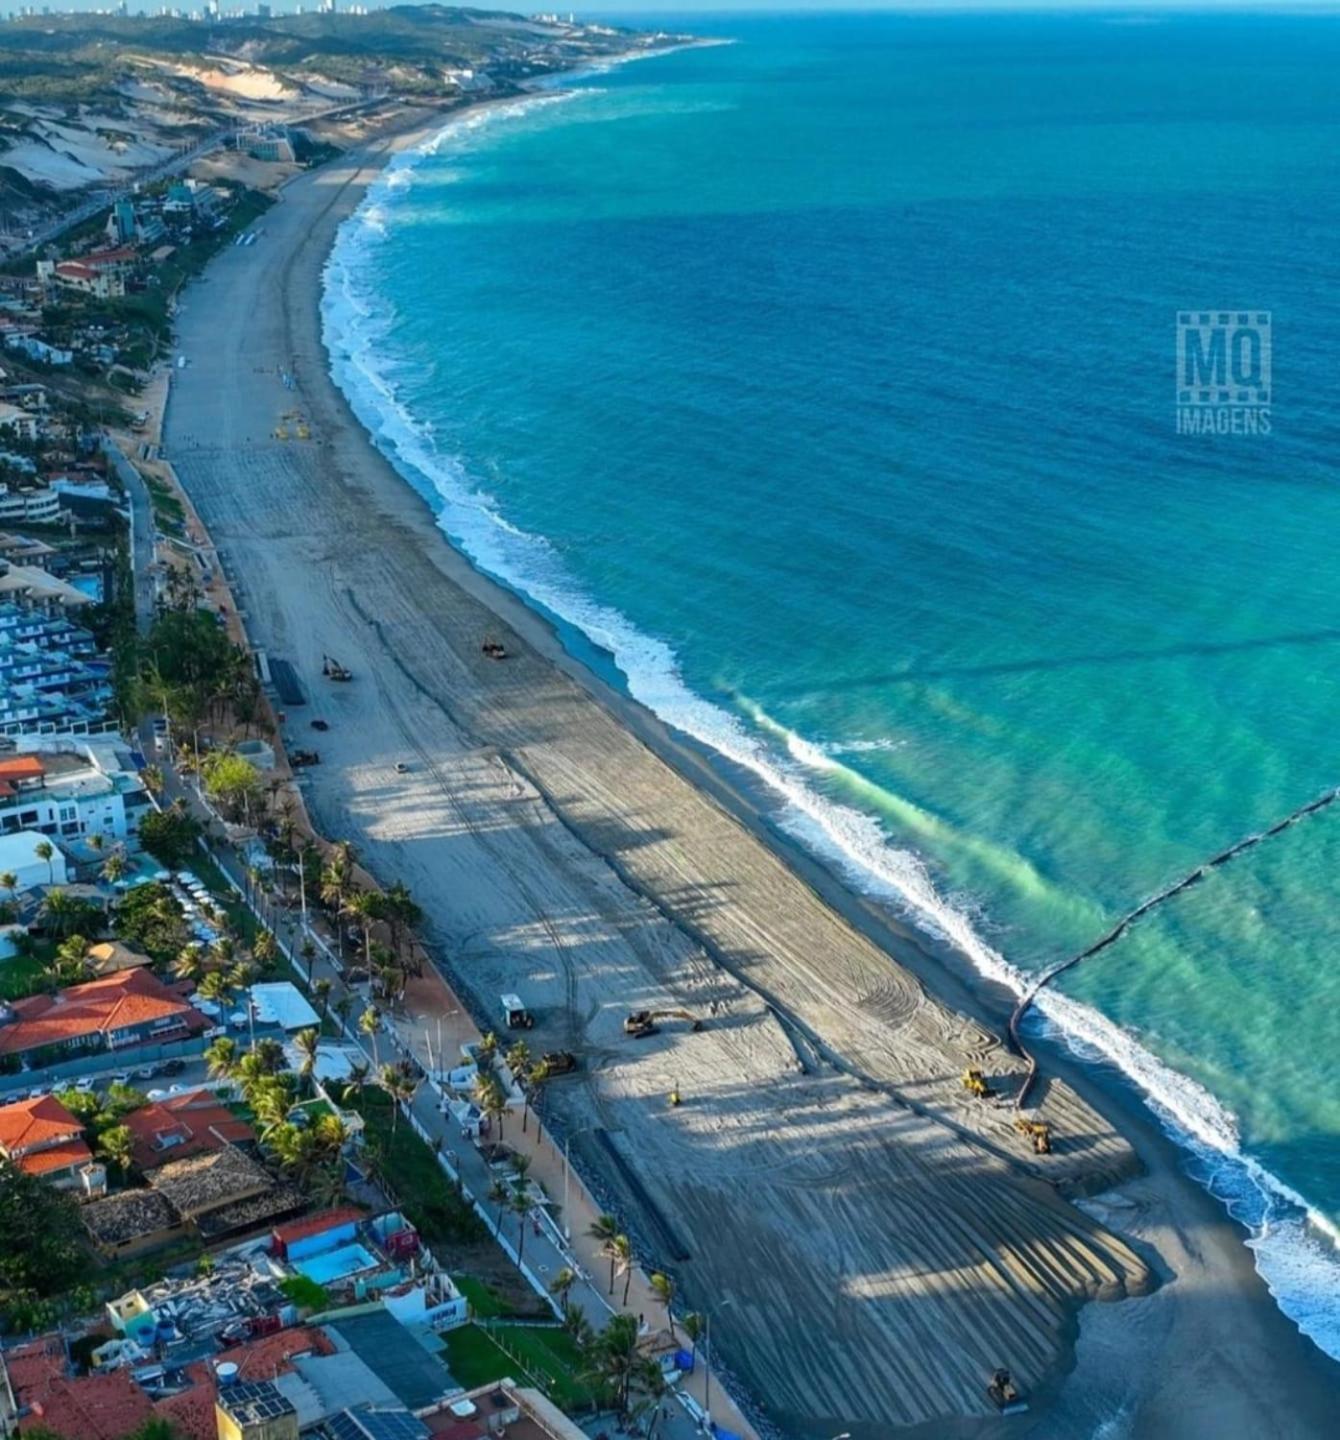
0, 967, 206, 1056
216, 1378, 297, 1427
122, 1087, 255, 1171
148, 1144, 274, 1220
81, 1186, 178, 1247
0, 1092, 82, 1153
272, 1204, 363, 1250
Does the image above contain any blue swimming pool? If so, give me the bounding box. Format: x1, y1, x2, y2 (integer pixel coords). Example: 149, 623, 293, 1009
295, 1242, 378, 1285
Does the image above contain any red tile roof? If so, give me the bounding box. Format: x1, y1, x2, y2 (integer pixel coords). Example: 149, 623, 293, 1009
0, 754, 44, 782
16, 1363, 153, 1440
0, 1094, 83, 1155
17, 1136, 93, 1178
84, 247, 138, 268
123, 1089, 254, 1171
0, 969, 206, 1057
216, 1324, 335, 1380
271, 1204, 363, 1251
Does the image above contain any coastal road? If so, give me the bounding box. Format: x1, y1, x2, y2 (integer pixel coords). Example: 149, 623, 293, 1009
104, 438, 158, 639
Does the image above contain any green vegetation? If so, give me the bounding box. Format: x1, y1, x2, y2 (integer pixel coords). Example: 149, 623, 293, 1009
137, 807, 203, 869
0, 945, 49, 1001
115, 880, 189, 963
442, 1322, 599, 1411
347, 1086, 484, 1247
278, 1273, 329, 1311
0, 1157, 90, 1335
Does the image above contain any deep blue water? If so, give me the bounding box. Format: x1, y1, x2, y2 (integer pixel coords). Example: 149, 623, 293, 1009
324, 11, 1340, 1354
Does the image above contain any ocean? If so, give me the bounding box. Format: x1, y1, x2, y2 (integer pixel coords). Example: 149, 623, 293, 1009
322, 10, 1340, 1357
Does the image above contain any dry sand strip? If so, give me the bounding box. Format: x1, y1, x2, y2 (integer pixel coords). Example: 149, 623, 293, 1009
164, 109, 1340, 1440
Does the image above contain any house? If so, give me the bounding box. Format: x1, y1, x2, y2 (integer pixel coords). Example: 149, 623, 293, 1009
248, 981, 319, 1032
271, 1205, 364, 1262
0, 403, 38, 443
0, 487, 62, 527
81, 1185, 183, 1259
148, 1144, 301, 1242
48, 261, 125, 301
4, 335, 73, 367
215, 1379, 299, 1440
0, 1092, 104, 1192
122, 1086, 255, 1171
0, 737, 152, 839
422, 1382, 591, 1440
85, 939, 154, 976
0, 967, 207, 1066
0, 827, 70, 891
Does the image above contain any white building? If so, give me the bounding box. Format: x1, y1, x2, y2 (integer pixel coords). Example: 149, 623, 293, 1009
0, 827, 70, 891
0, 404, 38, 444
0, 487, 61, 526
0, 737, 151, 843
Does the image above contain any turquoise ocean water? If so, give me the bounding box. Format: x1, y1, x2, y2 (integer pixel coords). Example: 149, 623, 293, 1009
323, 11, 1340, 1354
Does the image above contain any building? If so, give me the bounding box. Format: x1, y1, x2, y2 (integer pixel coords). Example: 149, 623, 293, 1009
421, 1382, 593, 1440
0, 1092, 104, 1192
123, 1086, 256, 1171
147, 1143, 301, 1243
0, 826, 70, 890
0, 613, 115, 735
0, 738, 152, 837
47, 261, 125, 301
0, 967, 207, 1067
249, 981, 320, 1032
4, 335, 72, 367
0, 486, 62, 526
216, 1378, 299, 1440
0, 403, 38, 443
271, 1205, 364, 1262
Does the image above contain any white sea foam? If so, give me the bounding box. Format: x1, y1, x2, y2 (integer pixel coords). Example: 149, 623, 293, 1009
320, 87, 1340, 1364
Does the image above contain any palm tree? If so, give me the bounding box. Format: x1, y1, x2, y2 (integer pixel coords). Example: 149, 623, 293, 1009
474, 1072, 506, 1142
98, 1123, 134, 1177
682, 1312, 704, 1372
504, 1039, 531, 1083
204, 1034, 238, 1080
198, 969, 231, 1007
313, 977, 332, 1020
0, 871, 17, 909
346, 889, 379, 968
340, 1057, 371, 1106
252, 929, 278, 972
550, 1266, 578, 1317
39, 888, 78, 941
378, 1061, 416, 1134
521, 1057, 549, 1135
488, 1177, 510, 1235
649, 1272, 676, 1340
334, 992, 353, 1033
172, 946, 205, 985
588, 1214, 621, 1295
54, 933, 91, 984
141, 764, 164, 797
612, 1233, 634, 1308
100, 846, 128, 886
293, 1027, 320, 1089
511, 1183, 532, 1266
582, 1313, 655, 1417
33, 840, 54, 886
359, 1004, 382, 1064
301, 938, 318, 987
475, 1031, 498, 1068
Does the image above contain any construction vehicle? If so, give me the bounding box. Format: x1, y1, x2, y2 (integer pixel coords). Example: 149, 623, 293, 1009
481, 638, 508, 660
961, 1068, 993, 1099
288, 749, 320, 768
501, 993, 534, 1030
541, 1050, 578, 1076
624, 1009, 705, 1039
322, 654, 352, 682
986, 1368, 1028, 1415
1014, 1116, 1052, 1155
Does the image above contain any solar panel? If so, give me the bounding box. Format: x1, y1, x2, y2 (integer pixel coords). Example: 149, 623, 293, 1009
325, 1407, 430, 1440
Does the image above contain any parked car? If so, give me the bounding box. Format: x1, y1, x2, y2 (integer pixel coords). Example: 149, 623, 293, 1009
157, 1059, 186, 1077
74, 1077, 95, 1093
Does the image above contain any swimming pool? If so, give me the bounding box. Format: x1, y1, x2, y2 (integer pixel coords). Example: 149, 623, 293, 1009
295, 1242, 378, 1285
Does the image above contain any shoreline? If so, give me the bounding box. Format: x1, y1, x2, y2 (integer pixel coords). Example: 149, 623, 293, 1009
162, 88, 1340, 1439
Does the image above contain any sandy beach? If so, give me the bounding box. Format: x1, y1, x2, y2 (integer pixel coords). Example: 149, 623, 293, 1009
160, 100, 1340, 1439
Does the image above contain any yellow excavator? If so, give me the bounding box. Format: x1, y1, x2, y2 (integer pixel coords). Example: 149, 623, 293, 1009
1014, 1115, 1052, 1155
961, 1068, 994, 1100
624, 1009, 705, 1039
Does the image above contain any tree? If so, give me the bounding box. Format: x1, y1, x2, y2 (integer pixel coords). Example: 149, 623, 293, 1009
115, 882, 189, 963
378, 1061, 416, 1134
550, 1266, 578, 1317
649, 1271, 676, 1339
511, 1183, 532, 1266
473, 1072, 506, 1142
200, 751, 263, 823
172, 946, 205, 984
252, 929, 278, 972
198, 969, 231, 1007
346, 889, 380, 968
682, 1312, 704, 1371
522, 1057, 549, 1135
41, 888, 102, 943
340, 1057, 370, 1106
33, 839, 54, 886
138, 808, 201, 868
612, 1233, 634, 1308
141, 764, 164, 797
359, 1004, 382, 1065
487, 1177, 510, 1235
313, 977, 332, 1019
475, 1031, 498, 1067
51, 933, 92, 986
582, 1312, 661, 1418
301, 938, 318, 987
204, 1034, 238, 1080
588, 1213, 621, 1295
0, 871, 16, 908
293, 1027, 320, 1088
504, 1039, 531, 1083
0, 1158, 85, 1315
98, 1123, 134, 1177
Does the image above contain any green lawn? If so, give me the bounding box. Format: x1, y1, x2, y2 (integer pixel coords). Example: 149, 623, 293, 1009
452, 1272, 508, 1319
0, 950, 47, 1001
441, 1322, 597, 1411
346, 1088, 484, 1248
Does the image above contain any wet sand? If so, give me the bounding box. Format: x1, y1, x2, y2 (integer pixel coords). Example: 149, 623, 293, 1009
163, 102, 1340, 1439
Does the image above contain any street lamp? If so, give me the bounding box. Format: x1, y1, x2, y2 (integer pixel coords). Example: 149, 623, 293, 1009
703, 1297, 734, 1432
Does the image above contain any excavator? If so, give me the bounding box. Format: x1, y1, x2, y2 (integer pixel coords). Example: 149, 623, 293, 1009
986, 1368, 1028, 1416
322, 654, 353, 682
481, 637, 508, 660
624, 1009, 705, 1039
961, 1068, 994, 1100
1014, 1115, 1053, 1155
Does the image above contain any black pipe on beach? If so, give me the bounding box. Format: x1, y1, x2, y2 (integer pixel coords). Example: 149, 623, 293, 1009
1009, 782, 1340, 1112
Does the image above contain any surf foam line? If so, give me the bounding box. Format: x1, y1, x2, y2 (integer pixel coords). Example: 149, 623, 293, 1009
319, 95, 1340, 1364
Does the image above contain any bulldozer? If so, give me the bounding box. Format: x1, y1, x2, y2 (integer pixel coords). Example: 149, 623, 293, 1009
623, 1008, 705, 1039
1014, 1115, 1053, 1155
961, 1068, 993, 1100
986, 1368, 1028, 1416
322, 654, 353, 682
